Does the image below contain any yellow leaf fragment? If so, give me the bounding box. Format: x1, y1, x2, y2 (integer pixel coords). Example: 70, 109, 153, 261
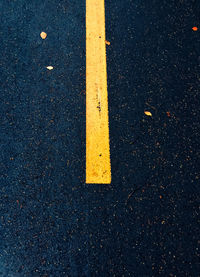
105, 40, 110, 45
46, 66, 53, 70
144, 111, 152, 117
40, 31, 47, 39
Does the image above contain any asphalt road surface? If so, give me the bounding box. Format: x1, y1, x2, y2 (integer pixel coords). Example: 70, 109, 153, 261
0, 0, 199, 276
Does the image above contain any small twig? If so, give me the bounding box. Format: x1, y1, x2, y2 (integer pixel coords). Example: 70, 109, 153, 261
125, 183, 152, 205
145, 102, 156, 111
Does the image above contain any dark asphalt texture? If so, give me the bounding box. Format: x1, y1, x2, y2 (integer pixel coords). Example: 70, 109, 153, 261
0, 0, 199, 276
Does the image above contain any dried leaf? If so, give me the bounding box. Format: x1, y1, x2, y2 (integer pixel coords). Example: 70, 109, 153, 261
40, 31, 47, 39
144, 111, 152, 117
192, 27, 198, 31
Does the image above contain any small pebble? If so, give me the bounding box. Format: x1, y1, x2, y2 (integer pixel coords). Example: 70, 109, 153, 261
46, 66, 53, 70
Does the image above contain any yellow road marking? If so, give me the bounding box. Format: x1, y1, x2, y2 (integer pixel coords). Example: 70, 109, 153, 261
86, 0, 111, 184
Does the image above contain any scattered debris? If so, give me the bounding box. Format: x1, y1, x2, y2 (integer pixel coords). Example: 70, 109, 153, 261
144, 111, 152, 117
46, 66, 54, 70
166, 111, 171, 117
192, 26, 198, 31
40, 31, 47, 39
105, 40, 110, 45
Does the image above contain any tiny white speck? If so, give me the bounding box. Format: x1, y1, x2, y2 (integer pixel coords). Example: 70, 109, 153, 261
46, 66, 53, 70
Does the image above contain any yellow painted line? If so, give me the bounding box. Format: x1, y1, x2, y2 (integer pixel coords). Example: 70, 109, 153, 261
86, 0, 111, 184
